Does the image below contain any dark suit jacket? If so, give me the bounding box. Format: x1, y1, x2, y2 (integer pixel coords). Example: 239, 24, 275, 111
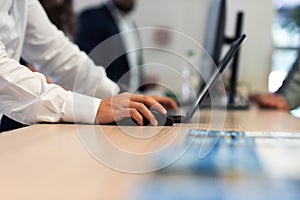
75, 4, 141, 89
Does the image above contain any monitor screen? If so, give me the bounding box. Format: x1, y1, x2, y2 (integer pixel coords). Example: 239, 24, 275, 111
203, 0, 226, 66
198, 0, 227, 91
197, 0, 227, 107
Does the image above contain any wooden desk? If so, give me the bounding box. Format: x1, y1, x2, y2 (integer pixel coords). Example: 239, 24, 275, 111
0, 105, 299, 200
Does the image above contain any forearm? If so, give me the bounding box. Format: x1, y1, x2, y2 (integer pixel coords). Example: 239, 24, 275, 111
0, 47, 100, 124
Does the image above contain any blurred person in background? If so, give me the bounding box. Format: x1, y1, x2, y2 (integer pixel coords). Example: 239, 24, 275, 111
252, 50, 300, 111
75, 0, 157, 92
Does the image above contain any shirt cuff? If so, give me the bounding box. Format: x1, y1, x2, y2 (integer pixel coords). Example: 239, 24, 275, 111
61, 91, 101, 124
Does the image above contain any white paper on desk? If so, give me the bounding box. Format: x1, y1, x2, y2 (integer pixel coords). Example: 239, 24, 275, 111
185, 130, 300, 180
130, 175, 300, 200
255, 138, 300, 179
245, 131, 300, 138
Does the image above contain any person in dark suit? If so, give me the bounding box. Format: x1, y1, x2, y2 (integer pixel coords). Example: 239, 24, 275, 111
75, 0, 146, 92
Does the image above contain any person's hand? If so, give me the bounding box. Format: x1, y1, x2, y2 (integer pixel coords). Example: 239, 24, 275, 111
151, 95, 179, 110
96, 92, 170, 126
254, 93, 290, 111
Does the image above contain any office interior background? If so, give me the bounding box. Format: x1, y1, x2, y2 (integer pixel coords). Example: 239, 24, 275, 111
74, 0, 300, 95
2, 2, 300, 199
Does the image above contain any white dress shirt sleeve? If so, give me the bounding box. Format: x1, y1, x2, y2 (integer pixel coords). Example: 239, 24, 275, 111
0, 0, 120, 125
23, 0, 119, 98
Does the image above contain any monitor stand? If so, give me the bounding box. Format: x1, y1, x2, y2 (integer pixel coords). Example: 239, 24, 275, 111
226, 93, 249, 109
199, 12, 249, 110
226, 12, 249, 109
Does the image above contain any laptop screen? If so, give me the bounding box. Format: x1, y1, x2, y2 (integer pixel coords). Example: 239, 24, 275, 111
184, 34, 246, 122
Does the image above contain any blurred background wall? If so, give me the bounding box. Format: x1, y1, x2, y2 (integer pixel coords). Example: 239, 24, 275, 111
73, 0, 278, 94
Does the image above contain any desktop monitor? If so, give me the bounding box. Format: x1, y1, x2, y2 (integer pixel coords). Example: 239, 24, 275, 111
199, 0, 226, 91
199, 0, 227, 106
203, 0, 226, 66
201, 0, 248, 109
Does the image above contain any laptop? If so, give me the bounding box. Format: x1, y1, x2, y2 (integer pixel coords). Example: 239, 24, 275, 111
114, 34, 246, 126
168, 34, 246, 123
